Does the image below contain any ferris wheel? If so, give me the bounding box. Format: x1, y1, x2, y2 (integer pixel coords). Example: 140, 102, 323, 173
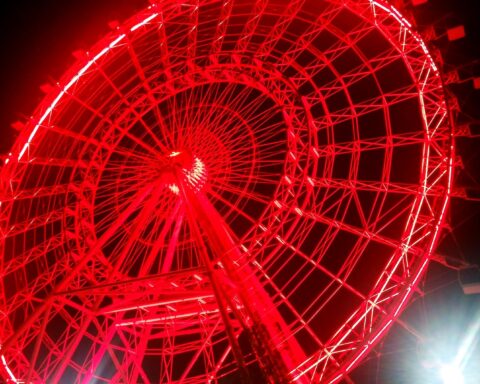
0, 0, 453, 382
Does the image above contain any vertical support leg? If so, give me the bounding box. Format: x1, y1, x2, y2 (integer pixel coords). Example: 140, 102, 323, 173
180, 184, 307, 383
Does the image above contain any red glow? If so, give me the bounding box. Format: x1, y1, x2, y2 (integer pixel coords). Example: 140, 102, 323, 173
0, 0, 453, 382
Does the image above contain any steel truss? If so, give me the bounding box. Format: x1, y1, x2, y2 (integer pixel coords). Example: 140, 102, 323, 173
0, 0, 453, 383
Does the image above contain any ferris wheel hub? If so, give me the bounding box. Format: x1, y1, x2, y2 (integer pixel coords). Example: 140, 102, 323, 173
160, 150, 208, 194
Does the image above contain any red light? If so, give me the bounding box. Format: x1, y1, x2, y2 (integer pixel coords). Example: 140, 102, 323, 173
411, 0, 428, 5
0, 0, 454, 382
447, 25, 466, 41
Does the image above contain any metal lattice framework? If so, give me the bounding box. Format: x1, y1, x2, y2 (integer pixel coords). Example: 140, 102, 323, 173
0, 0, 453, 383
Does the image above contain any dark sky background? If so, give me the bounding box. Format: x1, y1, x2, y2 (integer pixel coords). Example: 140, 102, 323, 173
0, 1, 478, 383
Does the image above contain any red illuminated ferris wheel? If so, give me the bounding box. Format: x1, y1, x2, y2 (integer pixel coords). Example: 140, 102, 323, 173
0, 0, 453, 383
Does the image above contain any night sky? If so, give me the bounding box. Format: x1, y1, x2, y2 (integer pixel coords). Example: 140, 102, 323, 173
0, 1, 479, 383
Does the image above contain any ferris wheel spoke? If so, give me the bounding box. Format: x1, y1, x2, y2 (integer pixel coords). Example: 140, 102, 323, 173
307, 131, 426, 162
62, 80, 167, 159
91, 63, 172, 151
124, 35, 174, 151
251, 259, 327, 345
47, 123, 104, 146
210, 182, 272, 206
138, 200, 184, 276
93, 186, 157, 233
160, 209, 185, 274
324, 92, 419, 127
101, 143, 159, 164
103, 189, 166, 277
99, 168, 153, 186
209, 83, 263, 126
206, 189, 259, 225
291, 45, 400, 102
63, 88, 166, 158
222, 87, 272, 122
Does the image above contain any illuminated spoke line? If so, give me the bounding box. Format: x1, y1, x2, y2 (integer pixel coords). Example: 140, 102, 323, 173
309, 242, 372, 314
224, 156, 284, 168
95, 146, 156, 165
251, 260, 327, 348
137, 200, 185, 276
210, 181, 273, 206
103, 193, 166, 276
57, 86, 163, 159
181, 99, 283, 150
260, 238, 411, 368
209, 80, 282, 129
321, 92, 419, 126
14, 155, 92, 169
214, 156, 282, 171
258, 187, 416, 264
93, 192, 168, 239
124, 33, 174, 151
92, 63, 172, 153
93, 194, 149, 226
211, 171, 282, 186
206, 189, 259, 226
191, 85, 260, 133
92, 173, 151, 196
178, 317, 224, 382
94, 164, 155, 189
